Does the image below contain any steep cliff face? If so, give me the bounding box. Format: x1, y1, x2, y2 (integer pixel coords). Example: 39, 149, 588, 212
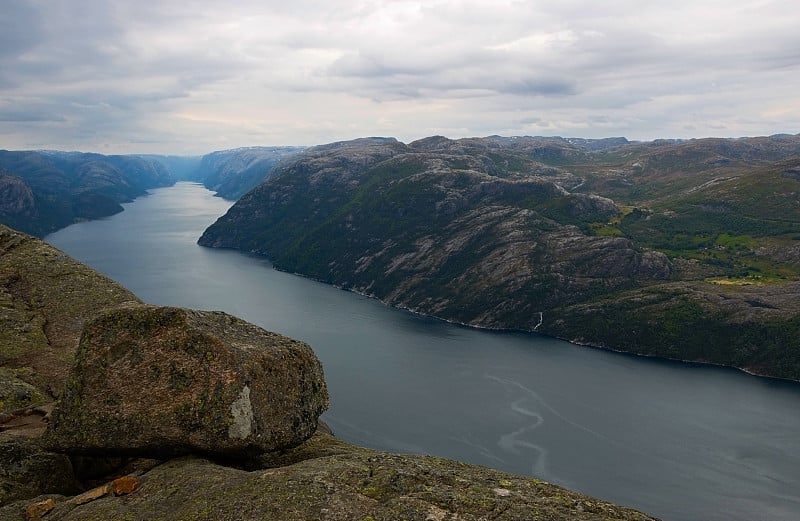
199, 135, 800, 380
0, 175, 37, 232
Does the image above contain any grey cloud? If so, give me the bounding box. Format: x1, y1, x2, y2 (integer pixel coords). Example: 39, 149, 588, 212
328, 53, 435, 79
1, 0, 798, 153
326, 46, 579, 101
0, 108, 65, 123
0, 0, 43, 58
495, 77, 577, 97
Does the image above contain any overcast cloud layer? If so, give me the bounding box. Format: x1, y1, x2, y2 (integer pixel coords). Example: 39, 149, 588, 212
1, 0, 798, 154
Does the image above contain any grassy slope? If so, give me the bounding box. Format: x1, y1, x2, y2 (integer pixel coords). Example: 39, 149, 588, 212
540, 139, 800, 378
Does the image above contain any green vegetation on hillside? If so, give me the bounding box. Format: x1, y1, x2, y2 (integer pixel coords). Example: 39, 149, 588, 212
200, 134, 800, 380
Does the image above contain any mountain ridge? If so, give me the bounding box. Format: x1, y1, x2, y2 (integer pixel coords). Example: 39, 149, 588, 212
0, 150, 174, 236
199, 134, 800, 380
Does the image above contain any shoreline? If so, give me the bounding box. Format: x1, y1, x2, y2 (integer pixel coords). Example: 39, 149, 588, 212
239, 252, 800, 386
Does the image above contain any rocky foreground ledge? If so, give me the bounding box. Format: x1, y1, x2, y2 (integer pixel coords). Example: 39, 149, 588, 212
2, 428, 660, 520
0, 224, 659, 520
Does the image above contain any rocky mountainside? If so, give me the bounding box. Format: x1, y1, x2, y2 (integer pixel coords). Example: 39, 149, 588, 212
189, 146, 306, 200
199, 135, 800, 380
0, 145, 305, 237
0, 151, 174, 236
0, 225, 659, 521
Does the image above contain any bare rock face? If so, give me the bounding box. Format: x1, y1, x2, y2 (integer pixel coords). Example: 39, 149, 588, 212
0, 224, 140, 406
0, 175, 36, 218
0, 437, 81, 506
43, 305, 328, 458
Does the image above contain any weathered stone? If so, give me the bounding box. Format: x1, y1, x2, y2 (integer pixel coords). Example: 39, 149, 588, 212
0, 373, 48, 416
0, 224, 140, 401
43, 304, 329, 458
0, 404, 52, 438
0, 437, 81, 506
8, 432, 660, 521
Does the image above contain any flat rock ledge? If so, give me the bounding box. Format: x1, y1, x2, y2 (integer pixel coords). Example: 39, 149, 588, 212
42, 304, 329, 458
1, 431, 661, 521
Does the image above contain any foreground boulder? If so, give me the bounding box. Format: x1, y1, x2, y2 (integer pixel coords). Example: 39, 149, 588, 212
43, 305, 329, 458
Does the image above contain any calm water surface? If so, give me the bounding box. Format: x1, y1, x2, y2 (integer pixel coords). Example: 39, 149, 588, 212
46, 183, 800, 521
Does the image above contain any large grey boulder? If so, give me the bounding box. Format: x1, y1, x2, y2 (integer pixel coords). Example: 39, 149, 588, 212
42, 305, 328, 458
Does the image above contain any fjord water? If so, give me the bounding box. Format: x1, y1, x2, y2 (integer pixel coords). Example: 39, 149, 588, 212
46, 183, 800, 521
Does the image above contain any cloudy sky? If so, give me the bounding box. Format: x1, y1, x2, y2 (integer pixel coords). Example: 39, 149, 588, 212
1, 0, 798, 154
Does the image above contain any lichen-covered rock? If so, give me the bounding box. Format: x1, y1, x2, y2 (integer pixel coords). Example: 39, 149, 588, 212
43, 305, 328, 458
0, 437, 81, 506
0, 370, 47, 414
0, 432, 661, 521
0, 224, 140, 400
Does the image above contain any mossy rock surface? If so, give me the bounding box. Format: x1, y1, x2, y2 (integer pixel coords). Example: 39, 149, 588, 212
0, 437, 80, 506
3, 432, 660, 521
0, 369, 47, 413
0, 225, 140, 399
43, 304, 329, 458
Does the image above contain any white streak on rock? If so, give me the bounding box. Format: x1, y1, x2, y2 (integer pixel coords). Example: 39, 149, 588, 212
533, 312, 543, 331
228, 385, 254, 440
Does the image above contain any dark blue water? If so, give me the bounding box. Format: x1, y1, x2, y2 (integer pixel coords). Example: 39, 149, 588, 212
46, 183, 800, 521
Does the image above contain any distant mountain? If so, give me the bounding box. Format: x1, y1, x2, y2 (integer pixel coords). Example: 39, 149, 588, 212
0, 145, 306, 236
139, 154, 202, 181
191, 146, 306, 199
0, 150, 174, 236
200, 134, 800, 380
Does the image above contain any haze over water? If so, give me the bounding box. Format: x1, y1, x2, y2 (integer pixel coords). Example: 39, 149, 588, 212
46, 183, 800, 521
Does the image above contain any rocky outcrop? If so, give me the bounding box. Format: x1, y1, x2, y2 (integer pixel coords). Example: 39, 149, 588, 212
0, 432, 666, 521
0, 437, 81, 507
0, 225, 140, 410
0, 430, 660, 521
0, 373, 47, 414
43, 305, 328, 458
